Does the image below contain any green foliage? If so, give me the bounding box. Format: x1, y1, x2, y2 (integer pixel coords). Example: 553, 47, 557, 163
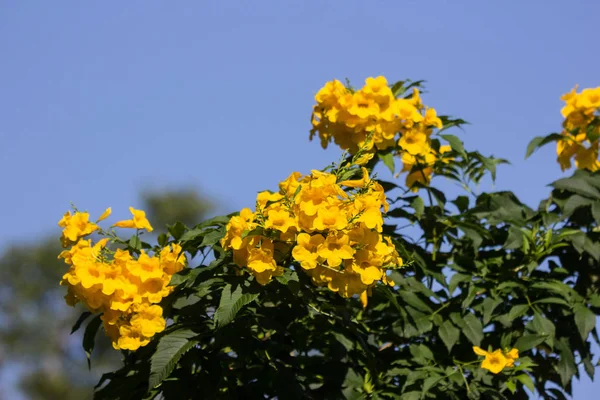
74, 85, 600, 400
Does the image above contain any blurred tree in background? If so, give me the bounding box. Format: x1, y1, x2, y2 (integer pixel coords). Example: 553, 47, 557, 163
0, 189, 212, 399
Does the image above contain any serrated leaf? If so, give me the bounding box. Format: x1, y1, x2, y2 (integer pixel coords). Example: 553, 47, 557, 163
83, 314, 102, 370
573, 303, 596, 340
214, 284, 259, 328
149, 329, 198, 389
438, 320, 460, 352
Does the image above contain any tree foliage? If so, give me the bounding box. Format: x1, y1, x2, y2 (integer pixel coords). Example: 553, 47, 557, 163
61, 78, 600, 399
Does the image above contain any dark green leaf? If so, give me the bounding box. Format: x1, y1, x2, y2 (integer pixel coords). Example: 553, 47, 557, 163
440, 134, 467, 158
525, 134, 563, 159
83, 314, 102, 370
514, 334, 547, 352
149, 329, 198, 389
462, 313, 483, 346
214, 284, 259, 328
438, 320, 460, 352
128, 235, 141, 251
573, 303, 596, 340
71, 311, 92, 335
167, 221, 187, 241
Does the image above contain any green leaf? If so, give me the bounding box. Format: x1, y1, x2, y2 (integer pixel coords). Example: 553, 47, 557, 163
83, 314, 102, 370
400, 291, 432, 313
411, 196, 425, 219
525, 133, 563, 159
167, 221, 187, 241
149, 329, 198, 389
514, 334, 547, 352
481, 297, 502, 325
440, 134, 467, 159
552, 172, 600, 199
200, 228, 225, 247
71, 311, 92, 335
378, 151, 395, 174
399, 392, 420, 400
508, 304, 529, 321
573, 303, 596, 340
214, 284, 259, 328
504, 226, 525, 250
505, 379, 517, 394
128, 235, 141, 251
438, 320, 460, 352
515, 374, 535, 393
157, 233, 169, 247
556, 337, 577, 386
179, 228, 203, 242
462, 313, 483, 346
276, 269, 299, 285
533, 297, 570, 307
529, 314, 556, 347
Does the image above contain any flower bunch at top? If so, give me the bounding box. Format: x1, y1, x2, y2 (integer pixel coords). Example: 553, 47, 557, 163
310, 76, 452, 191
221, 163, 402, 306
58, 207, 185, 351
557, 86, 600, 171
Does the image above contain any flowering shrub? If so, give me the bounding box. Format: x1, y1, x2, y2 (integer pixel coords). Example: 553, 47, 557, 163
61, 77, 599, 400
221, 166, 401, 305
59, 208, 185, 351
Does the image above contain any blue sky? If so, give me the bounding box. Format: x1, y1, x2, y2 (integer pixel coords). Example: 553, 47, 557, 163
0, 0, 598, 397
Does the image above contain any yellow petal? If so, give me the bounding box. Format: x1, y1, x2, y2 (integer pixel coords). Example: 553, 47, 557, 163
472, 346, 488, 356
113, 219, 136, 229
97, 207, 112, 222
360, 290, 368, 308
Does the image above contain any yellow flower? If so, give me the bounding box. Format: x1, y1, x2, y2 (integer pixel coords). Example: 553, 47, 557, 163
126, 251, 162, 282
113, 207, 153, 232
264, 209, 295, 233
317, 232, 355, 267
423, 107, 443, 129
160, 243, 186, 275
58, 211, 99, 247
473, 347, 518, 374
398, 130, 430, 155
292, 233, 325, 270
313, 206, 347, 231
504, 348, 519, 367
130, 304, 166, 338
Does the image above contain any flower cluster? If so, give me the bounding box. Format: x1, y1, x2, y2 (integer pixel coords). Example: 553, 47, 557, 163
557, 86, 600, 171
473, 346, 519, 374
221, 166, 402, 305
58, 207, 185, 351
310, 76, 452, 190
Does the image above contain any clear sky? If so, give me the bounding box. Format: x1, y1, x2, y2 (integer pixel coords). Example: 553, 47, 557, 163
1, 0, 598, 397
